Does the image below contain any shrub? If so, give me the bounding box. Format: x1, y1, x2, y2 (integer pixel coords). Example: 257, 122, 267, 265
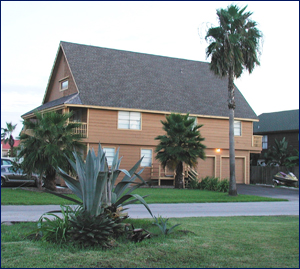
197, 176, 228, 192
152, 215, 181, 236
33, 205, 82, 243
36, 143, 153, 246
187, 177, 200, 189
198, 176, 210, 190
217, 179, 229, 192
204, 177, 219, 191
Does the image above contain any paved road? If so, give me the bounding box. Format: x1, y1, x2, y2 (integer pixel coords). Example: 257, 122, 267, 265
1, 185, 298, 222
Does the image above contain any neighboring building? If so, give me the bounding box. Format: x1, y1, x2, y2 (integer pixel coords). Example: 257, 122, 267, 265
253, 109, 299, 165
21, 41, 262, 184
1, 140, 20, 157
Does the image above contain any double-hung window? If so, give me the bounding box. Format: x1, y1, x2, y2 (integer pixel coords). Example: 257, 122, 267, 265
118, 111, 141, 130
103, 147, 115, 166
141, 149, 152, 167
234, 121, 241, 136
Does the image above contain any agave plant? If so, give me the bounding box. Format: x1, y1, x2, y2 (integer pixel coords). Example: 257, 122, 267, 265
54, 143, 153, 218
153, 215, 181, 236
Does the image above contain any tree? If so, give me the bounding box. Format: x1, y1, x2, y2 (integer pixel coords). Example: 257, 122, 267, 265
155, 113, 206, 189
264, 137, 293, 166
205, 4, 262, 196
18, 111, 85, 191
1, 122, 17, 157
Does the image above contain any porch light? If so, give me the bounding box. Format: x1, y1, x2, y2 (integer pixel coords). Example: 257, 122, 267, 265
216, 148, 221, 153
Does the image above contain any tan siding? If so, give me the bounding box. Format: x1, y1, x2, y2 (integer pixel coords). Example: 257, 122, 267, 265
82, 109, 256, 185
197, 156, 215, 178
45, 51, 78, 103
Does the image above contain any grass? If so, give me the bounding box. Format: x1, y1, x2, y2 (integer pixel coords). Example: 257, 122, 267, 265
1, 216, 299, 268
1, 187, 287, 205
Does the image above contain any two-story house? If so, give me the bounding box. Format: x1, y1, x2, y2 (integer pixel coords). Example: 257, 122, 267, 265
22, 41, 262, 185
253, 109, 299, 165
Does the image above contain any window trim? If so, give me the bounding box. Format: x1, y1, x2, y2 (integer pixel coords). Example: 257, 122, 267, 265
59, 77, 69, 91
234, 120, 242, 136
118, 111, 141, 130
262, 135, 268, 149
140, 148, 153, 167
103, 147, 116, 167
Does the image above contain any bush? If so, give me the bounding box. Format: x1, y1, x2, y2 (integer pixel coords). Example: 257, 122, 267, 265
216, 179, 229, 193
187, 177, 200, 189
196, 177, 229, 192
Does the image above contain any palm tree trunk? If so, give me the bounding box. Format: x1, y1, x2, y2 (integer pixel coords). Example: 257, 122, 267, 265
8, 135, 14, 157
44, 170, 57, 191
175, 161, 184, 189
228, 68, 237, 196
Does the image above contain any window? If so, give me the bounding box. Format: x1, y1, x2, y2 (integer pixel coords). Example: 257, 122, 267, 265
60, 80, 68, 91
103, 147, 115, 166
141, 149, 152, 167
118, 111, 141, 130
234, 121, 241, 136
262, 135, 268, 149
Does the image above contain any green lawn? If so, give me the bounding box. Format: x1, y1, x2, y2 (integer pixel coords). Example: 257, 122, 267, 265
1, 216, 299, 268
1, 187, 287, 205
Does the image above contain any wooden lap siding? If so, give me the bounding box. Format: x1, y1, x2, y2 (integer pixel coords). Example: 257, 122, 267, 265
83, 108, 255, 185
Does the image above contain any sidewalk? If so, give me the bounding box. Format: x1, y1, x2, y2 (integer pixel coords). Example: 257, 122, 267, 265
2, 200, 299, 223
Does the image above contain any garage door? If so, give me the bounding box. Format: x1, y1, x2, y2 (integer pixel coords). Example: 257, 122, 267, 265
197, 157, 215, 178
221, 157, 245, 183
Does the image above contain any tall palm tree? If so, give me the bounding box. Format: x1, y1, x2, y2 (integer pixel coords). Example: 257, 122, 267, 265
1, 122, 17, 157
155, 113, 206, 188
18, 111, 85, 191
205, 4, 262, 196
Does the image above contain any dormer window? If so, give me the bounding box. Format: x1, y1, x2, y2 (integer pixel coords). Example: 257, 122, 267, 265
60, 78, 69, 91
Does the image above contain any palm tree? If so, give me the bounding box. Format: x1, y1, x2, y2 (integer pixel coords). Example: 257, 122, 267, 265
18, 111, 85, 191
155, 113, 206, 189
205, 4, 262, 196
1, 122, 17, 157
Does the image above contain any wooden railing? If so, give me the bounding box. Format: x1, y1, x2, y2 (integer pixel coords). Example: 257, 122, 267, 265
150, 163, 192, 187
252, 135, 262, 148
70, 122, 87, 138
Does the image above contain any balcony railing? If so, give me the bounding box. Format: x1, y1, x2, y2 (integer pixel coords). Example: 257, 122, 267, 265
252, 135, 262, 148
70, 122, 87, 138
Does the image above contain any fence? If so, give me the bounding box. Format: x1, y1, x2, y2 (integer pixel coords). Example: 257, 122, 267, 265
250, 166, 299, 186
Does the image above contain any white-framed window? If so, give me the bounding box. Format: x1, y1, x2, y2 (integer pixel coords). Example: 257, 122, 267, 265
118, 111, 141, 130
141, 149, 152, 167
60, 80, 69, 91
234, 121, 241, 136
262, 135, 268, 149
103, 147, 115, 166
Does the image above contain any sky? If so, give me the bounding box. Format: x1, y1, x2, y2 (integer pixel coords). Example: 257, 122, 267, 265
1, 1, 299, 137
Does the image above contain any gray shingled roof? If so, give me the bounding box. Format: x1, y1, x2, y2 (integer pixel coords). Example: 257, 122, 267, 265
22, 93, 81, 116
253, 110, 299, 133
24, 41, 258, 119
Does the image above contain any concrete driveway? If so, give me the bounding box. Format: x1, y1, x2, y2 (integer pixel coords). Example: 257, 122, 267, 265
1, 185, 299, 222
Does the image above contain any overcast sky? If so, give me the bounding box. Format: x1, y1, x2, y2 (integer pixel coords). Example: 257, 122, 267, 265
1, 1, 299, 137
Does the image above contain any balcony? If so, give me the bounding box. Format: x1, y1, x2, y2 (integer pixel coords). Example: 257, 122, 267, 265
70, 122, 87, 138
252, 135, 262, 148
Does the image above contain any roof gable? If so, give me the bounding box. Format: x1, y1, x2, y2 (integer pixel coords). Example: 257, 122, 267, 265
253, 109, 299, 133
24, 41, 258, 120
